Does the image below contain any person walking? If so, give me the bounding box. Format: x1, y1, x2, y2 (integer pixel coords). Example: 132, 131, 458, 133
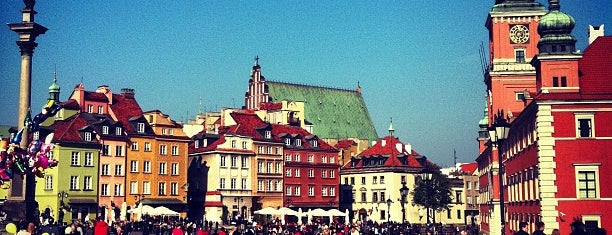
532, 222, 545, 235
514, 222, 529, 235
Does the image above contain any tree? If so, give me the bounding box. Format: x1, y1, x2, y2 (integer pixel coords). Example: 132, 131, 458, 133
411, 168, 453, 224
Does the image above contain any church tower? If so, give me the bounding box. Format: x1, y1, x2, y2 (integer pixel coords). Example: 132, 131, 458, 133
485, 0, 547, 121
244, 56, 269, 110
48, 67, 60, 102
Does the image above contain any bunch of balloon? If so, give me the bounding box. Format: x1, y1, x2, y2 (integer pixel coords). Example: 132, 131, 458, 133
0, 100, 61, 189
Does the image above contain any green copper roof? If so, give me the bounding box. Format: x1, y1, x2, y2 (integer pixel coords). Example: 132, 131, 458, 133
538, 11, 575, 35
49, 80, 60, 92
491, 0, 545, 13
266, 81, 378, 141
479, 104, 489, 126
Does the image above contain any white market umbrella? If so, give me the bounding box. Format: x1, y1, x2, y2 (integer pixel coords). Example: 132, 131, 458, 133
254, 207, 278, 215
307, 208, 328, 217
327, 209, 345, 217
153, 206, 180, 216
120, 202, 127, 221
344, 209, 350, 225
277, 207, 299, 216
297, 208, 303, 225
307, 209, 313, 225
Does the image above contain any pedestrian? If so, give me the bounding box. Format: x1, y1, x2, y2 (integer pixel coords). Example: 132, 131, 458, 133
532, 222, 545, 235
93, 217, 109, 235
514, 222, 529, 235
551, 229, 560, 235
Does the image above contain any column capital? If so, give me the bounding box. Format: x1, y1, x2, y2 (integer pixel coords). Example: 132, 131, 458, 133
16, 41, 38, 56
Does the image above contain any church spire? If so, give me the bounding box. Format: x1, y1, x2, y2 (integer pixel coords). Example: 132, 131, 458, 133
48, 65, 60, 101
388, 117, 395, 136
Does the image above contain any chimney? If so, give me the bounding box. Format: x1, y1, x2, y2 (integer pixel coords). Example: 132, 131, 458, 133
96, 85, 113, 104
121, 88, 135, 99
371, 141, 376, 146
588, 25, 605, 45
381, 140, 386, 147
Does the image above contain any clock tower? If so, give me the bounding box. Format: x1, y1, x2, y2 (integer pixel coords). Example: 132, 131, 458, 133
484, 0, 547, 120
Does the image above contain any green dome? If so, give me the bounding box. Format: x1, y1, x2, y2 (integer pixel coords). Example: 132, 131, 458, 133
538, 10, 575, 36
49, 80, 60, 92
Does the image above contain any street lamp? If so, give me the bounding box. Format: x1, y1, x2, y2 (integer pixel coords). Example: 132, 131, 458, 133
386, 198, 392, 222
58, 191, 69, 223
420, 171, 433, 224
134, 194, 145, 205
399, 180, 409, 224
488, 110, 510, 235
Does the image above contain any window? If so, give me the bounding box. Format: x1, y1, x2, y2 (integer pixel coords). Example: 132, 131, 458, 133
515, 92, 526, 101
322, 187, 328, 196
380, 192, 386, 202
131, 142, 138, 151
219, 178, 228, 189
553, 76, 559, 87
293, 186, 301, 196
70, 176, 79, 190
87, 105, 93, 113
330, 170, 335, 178
116, 145, 124, 157
286, 186, 292, 196
144, 142, 151, 152
130, 181, 138, 194
515, 49, 525, 63
84, 132, 92, 141
308, 169, 314, 178
115, 127, 122, 135
257, 161, 263, 173
361, 177, 366, 184
381, 210, 386, 220
295, 169, 300, 177
159, 162, 167, 175
294, 154, 300, 162
258, 180, 263, 191
575, 164, 600, 199
457, 210, 462, 219
231, 178, 237, 189
361, 192, 366, 202
159, 182, 166, 195
231, 156, 238, 168
284, 138, 290, 146
115, 165, 123, 176
322, 156, 327, 163
308, 186, 314, 196
373, 176, 378, 184
102, 145, 109, 156
231, 140, 237, 148
242, 179, 247, 190
296, 139, 302, 146
311, 140, 318, 148
113, 184, 121, 197
102, 126, 109, 135
380, 176, 385, 184
285, 154, 291, 161
84, 152, 93, 166
101, 164, 109, 176
84, 176, 93, 190
575, 114, 595, 138
171, 146, 179, 156
143, 161, 151, 173
159, 145, 167, 155
322, 170, 327, 178
71, 152, 80, 166
97, 106, 103, 114
275, 162, 281, 173
561, 76, 567, 87
308, 155, 314, 163
286, 168, 292, 177
258, 146, 264, 154
329, 156, 335, 163
101, 184, 109, 196
138, 123, 145, 133
350, 177, 355, 185
267, 163, 272, 173
171, 182, 178, 195
162, 128, 167, 135
373, 192, 378, 202
330, 187, 335, 196
220, 155, 226, 167
240, 156, 249, 168
448, 209, 452, 219
171, 163, 179, 175
143, 181, 151, 194
194, 140, 199, 149
33, 131, 39, 140
265, 131, 271, 139
266, 180, 272, 191
267, 146, 272, 154
242, 141, 247, 149
45, 175, 53, 190
275, 147, 280, 155
169, 129, 174, 136
456, 191, 463, 204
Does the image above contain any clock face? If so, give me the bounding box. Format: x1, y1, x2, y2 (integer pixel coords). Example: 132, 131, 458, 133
510, 25, 529, 44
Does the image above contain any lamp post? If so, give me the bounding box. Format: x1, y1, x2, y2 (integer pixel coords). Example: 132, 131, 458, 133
488, 111, 510, 235
134, 194, 145, 205
399, 180, 409, 224
58, 191, 69, 223
420, 171, 433, 224
386, 198, 392, 222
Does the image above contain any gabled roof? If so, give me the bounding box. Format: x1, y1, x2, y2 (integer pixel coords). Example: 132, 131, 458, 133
335, 139, 357, 150
110, 94, 144, 133
225, 112, 270, 140
60, 99, 80, 110
460, 163, 478, 175
51, 113, 98, 143
343, 135, 423, 169
270, 124, 337, 151
266, 81, 378, 141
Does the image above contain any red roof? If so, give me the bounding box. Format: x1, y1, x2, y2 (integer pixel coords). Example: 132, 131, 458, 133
60, 99, 80, 110
52, 113, 93, 143
83, 91, 108, 102
343, 135, 423, 168
460, 163, 478, 175
259, 102, 283, 110
109, 94, 143, 133
579, 36, 612, 95
335, 139, 357, 149
270, 124, 336, 151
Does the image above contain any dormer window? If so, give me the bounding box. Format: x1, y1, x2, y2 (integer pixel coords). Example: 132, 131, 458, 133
169, 129, 174, 136
242, 141, 247, 149
162, 128, 167, 135
84, 132, 92, 141
87, 105, 93, 113
284, 138, 291, 146
102, 126, 109, 135
97, 106, 103, 114
194, 140, 199, 149
138, 123, 145, 133
231, 140, 237, 148
311, 140, 318, 148
115, 127, 122, 136
265, 130, 272, 139
296, 139, 302, 147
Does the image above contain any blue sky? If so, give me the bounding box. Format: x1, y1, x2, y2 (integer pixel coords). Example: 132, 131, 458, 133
1, 1, 610, 166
